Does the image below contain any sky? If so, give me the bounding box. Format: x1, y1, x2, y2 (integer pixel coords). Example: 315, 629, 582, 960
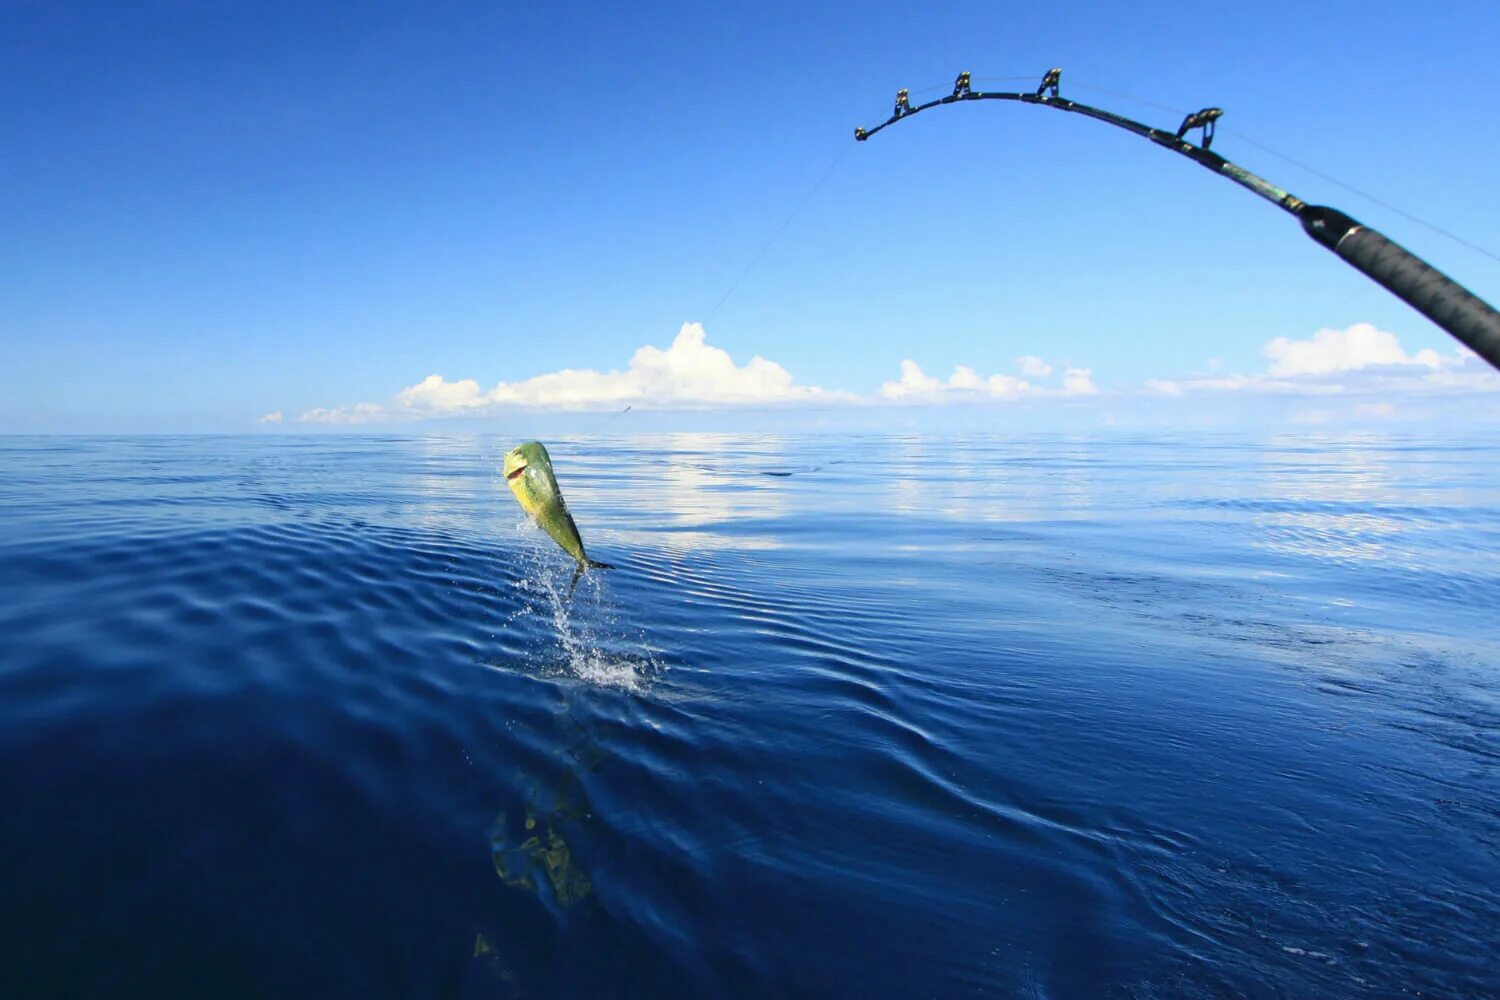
3, 0, 1498, 433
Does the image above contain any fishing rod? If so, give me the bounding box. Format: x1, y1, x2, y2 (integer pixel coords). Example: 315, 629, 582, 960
856, 69, 1500, 373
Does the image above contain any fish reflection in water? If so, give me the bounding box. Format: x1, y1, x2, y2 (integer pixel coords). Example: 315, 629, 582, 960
488, 777, 595, 912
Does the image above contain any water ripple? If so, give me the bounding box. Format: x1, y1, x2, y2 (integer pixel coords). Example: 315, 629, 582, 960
2, 433, 1498, 997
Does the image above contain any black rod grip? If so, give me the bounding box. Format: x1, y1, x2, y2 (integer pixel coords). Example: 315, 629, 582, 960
1301, 206, 1500, 372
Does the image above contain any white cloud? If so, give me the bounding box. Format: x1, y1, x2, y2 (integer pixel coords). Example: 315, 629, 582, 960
465, 323, 835, 408
1017, 355, 1052, 377
881, 360, 1038, 400
300, 323, 843, 422
1149, 323, 1494, 399
299, 402, 388, 424
880, 360, 940, 398
1265, 322, 1442, 376
948, 365, 983, 390
396, 375, 487, 411
1145, 372, 1341, 396
257, 410, 284, 424
281, 318, 1493, 427
879, 358, 1098, 402
1062, 367, 1098, 395
988, 373, 1033, 396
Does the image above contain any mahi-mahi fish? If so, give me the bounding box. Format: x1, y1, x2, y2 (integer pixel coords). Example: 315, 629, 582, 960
503, 441, 613, 571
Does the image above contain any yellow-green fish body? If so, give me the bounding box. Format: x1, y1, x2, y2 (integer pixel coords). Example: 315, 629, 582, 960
503, 442, 610, 568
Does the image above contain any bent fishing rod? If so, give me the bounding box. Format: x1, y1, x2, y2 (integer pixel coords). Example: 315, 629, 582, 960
856, 69, 1500, 373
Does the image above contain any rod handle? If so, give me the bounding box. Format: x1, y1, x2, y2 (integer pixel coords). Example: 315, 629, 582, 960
1301, 206, 1500, 371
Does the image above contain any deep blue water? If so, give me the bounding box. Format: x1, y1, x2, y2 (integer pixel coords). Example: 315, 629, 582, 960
2, 433, 1498, 998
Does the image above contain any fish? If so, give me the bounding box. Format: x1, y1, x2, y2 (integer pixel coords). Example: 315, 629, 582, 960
503, 441, 613, 572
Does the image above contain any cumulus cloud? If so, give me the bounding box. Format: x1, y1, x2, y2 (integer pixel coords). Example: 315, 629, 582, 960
1146, 323, 1495, 399
417, 323, 838, 410
300, 323, 844, 423
299, 402, 388, 424
281, 318, 1491, 427
879, 356, 1097, 402
257, 410, 283, 424
1062, 368, 1098, 395
1264, 322, 1442, 376
395, 375, 487, 411
880, 360, 941, 398
1145, 372, 1343, 396
880, 361, 1034, 400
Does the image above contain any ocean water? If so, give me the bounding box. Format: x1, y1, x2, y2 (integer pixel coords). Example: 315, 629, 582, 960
1, 432, 1497, 998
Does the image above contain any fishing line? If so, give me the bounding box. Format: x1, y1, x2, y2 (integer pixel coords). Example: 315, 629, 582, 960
972, 75, 1045, 86
582, 404, 632, 436
702, 140, 855, 324
1217, 132, 1500, 266
1069, 80, 1500, 266
1066, 80, 1186, 117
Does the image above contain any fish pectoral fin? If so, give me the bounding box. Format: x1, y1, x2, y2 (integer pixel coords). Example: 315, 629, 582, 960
585, 559, 615, 570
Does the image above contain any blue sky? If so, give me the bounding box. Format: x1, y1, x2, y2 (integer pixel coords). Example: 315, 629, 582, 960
3, 0, 1497, 432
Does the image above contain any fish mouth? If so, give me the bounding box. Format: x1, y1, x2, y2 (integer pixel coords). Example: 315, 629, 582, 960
506, 464, 527, 481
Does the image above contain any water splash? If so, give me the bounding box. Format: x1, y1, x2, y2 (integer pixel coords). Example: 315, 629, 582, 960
509, 518, 658, 692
